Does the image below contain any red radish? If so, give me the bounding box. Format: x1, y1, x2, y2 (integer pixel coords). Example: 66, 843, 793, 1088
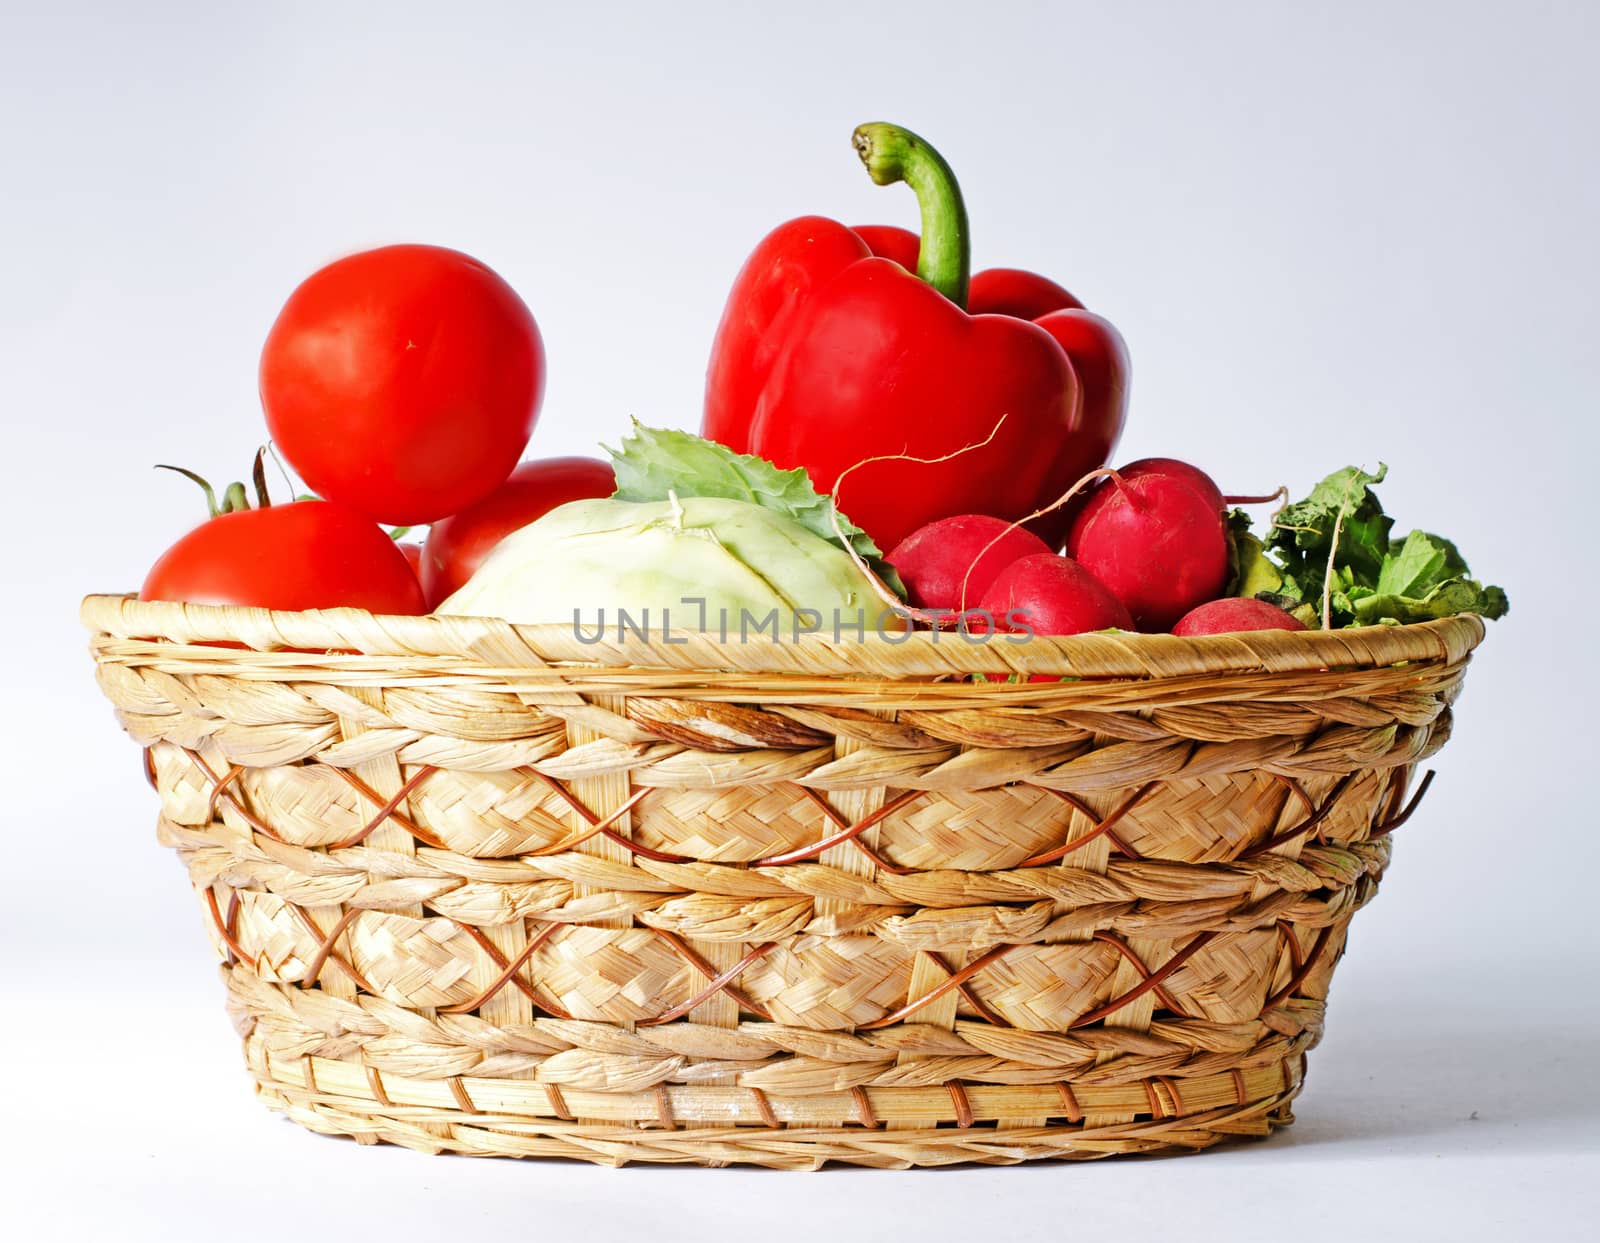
1066, 458, 1229, 632
1172, 598, 1307, 636
1128, 458, 1223, 507
888, 514, 1053, 610
977, 554, 1134, 635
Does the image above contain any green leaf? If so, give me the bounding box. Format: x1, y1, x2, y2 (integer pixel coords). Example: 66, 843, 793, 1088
1270, 463, 1392, 585
1375, 530, 1468, 598
607, 422, 907, 596
1225, 508, 1284, 598
1356, 528, 1508, 624
1261, 464, 1507, 628
1351, 577, 1509, 625
1258, 592, 1322, 628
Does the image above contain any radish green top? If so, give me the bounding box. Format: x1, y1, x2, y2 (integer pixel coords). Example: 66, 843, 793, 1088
1231, 465, 1508, 628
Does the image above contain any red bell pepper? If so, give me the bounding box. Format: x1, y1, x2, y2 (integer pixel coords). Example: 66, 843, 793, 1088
703, 123, 1128, 550
812, 229, 1127, 548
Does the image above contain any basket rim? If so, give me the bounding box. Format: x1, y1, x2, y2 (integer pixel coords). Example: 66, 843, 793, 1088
82, 592, 1485, 682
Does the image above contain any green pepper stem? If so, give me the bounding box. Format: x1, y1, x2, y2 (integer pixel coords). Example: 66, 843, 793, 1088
851, 122, 970, 308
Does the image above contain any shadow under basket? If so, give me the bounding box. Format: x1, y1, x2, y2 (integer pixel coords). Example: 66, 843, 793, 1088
82, 595, 1485, 1169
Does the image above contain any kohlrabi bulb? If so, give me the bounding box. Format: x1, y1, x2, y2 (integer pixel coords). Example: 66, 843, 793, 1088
437, 495, 894, 633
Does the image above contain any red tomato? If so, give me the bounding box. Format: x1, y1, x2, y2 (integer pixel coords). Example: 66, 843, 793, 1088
396, 540, 424, 576
260, 244, 545, 526
421, 456, 615, 606
141, 501, 426, 614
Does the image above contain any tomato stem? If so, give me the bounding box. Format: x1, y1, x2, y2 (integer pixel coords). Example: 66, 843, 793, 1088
852, 123, 971, 308
155, 464, 221, 517
156, 463, 256, 517
251, 448, 272, 508
265, 442, 297, 502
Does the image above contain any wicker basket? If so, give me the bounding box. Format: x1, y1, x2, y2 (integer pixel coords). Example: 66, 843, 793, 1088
83, 594, 1484, 1168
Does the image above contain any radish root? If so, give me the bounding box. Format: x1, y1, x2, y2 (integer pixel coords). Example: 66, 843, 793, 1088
828, 458, 1131, 631
827, 418, 1012, 629
1222, 488, 1288, 507
1319, 476, 1358, 631
955, 467, 1124, 611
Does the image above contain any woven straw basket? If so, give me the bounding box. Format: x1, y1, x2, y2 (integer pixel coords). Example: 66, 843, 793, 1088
83, 594, 1484, 1169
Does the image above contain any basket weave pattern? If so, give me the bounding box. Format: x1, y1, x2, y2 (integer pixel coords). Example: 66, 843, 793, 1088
84, 596, 1483, 1168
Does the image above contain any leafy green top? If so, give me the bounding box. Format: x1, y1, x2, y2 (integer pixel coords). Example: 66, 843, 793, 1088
1234, 464, 1508, 627
606, 423, 906, 596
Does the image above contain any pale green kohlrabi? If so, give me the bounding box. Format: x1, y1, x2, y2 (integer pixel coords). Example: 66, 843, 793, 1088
436, 494, 897, 631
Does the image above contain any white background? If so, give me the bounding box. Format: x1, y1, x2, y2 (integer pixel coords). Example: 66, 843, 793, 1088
3, 1, 1596, 1238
